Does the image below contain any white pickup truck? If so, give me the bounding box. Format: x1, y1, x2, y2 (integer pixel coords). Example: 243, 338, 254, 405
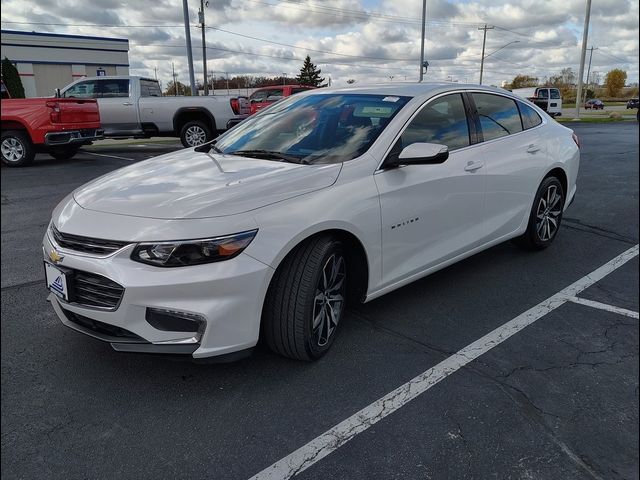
58, 76, 249, 147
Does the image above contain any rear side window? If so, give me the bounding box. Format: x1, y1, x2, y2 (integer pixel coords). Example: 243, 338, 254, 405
266, 89, 284, 101
550, 88, 561, 99
250, 90, 268, 102
537, 89, 549, 99
518, 101, 543, 130
472, 93, 523, 141
140, 80, 162, 97
400, 93, 470, 151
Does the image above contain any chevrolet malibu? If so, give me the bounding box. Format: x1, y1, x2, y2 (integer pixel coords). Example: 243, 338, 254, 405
43, 83, 579, 361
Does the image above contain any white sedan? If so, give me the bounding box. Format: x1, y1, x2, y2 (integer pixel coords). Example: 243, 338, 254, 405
43, 83, 579, 361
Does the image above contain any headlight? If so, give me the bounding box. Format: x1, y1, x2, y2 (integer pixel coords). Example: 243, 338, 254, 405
131, 230, 257, 267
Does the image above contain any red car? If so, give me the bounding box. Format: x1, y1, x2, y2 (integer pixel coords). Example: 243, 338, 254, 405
1, 97, 103, 167
249, 85, 315, 115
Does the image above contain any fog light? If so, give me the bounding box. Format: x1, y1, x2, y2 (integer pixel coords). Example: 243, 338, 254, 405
145, 308, 206, 341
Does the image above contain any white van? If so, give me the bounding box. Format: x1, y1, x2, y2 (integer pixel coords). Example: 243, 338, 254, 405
511, 87, 562, 117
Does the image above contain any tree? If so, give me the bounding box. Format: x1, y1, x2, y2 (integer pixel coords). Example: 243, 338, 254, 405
2, 57, 25, 98
164, 80, 191, 96
508, 74, 538, 89
295, 55, 325, 87
604, 69, 627, 97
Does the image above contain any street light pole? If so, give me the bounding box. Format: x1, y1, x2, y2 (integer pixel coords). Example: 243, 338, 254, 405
478, 24, 494, 85
419, 0, 426, 82
574, 0, 592, 118
182, 0, 198, 96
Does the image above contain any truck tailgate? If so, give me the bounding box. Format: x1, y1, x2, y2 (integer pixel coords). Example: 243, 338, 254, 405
57, 99, 100, 124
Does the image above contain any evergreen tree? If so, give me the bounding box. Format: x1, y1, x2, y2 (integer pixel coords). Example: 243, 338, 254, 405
2, 57, 25, 98
295, 55, 325, 87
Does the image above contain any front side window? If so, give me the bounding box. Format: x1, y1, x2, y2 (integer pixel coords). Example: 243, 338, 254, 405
216, 94, 410, 163
250, 90, 268, 103
399, 93, 471, 151
472, 93, 523, 141
63, 80, 100, 98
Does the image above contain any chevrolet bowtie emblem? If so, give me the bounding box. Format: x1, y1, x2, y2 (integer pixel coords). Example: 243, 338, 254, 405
48, 249, 64, 264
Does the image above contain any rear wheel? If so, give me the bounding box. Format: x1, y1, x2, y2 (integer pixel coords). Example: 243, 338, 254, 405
1, 130, 35, 167
180, 120, 213, 148
514, 176, 565, 250
49, 145, 80, 160
263, 236, 347, 361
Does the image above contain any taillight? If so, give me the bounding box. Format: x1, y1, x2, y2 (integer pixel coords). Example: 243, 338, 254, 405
230, 98, 240, 115
572, 132, 580, 148
46, 101, 61, 123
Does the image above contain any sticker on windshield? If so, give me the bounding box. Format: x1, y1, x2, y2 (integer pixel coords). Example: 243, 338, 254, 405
382, 96, 400, 102
360, 106, 393, 116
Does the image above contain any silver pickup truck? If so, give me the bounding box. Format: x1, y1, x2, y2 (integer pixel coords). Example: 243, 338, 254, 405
58, 76, 249, 147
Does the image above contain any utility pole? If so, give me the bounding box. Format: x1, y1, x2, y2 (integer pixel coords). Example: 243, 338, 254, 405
282, 73, 286, 85
574, 0, 592, 118
182, 0, 198, 96
154, 67, 157, 80
419, 0, 426, 81
199, 0, 208, 95
478, 24, 494, 85
583, 45, 598, 104
171, 62, 177, 96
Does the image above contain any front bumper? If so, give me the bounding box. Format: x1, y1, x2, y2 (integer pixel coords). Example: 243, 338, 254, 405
43, 231, 273, 359
45, 128, 104, 146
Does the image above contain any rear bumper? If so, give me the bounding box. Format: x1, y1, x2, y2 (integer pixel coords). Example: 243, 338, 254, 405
45, 128, 104, 146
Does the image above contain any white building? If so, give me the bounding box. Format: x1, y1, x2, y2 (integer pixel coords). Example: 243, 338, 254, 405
1, 30, 129, 97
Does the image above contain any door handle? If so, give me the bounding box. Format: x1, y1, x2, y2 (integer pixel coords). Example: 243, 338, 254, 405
122, 102, 133, 106
464, 161, 484, 172
526, 144, 541, 153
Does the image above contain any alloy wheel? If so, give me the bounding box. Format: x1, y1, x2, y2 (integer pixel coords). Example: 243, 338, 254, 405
312, 253, 346, 347
1, 137, 25, 163
185, 125, 207, 146
535, 184, 563, 242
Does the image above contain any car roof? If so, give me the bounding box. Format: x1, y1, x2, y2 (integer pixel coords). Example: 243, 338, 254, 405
305, 82, 514, 99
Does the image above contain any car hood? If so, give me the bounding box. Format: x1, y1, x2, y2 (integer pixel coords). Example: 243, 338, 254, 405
73, 149, 341, 219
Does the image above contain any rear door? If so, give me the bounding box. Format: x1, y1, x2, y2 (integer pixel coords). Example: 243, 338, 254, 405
470, 92, 548, 240
374, 92, 487, 287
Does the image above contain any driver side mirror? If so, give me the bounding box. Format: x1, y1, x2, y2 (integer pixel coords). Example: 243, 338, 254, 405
384, 142, 449, 168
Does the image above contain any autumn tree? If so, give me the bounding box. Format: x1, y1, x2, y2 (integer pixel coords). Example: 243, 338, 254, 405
604, 69, 627, 97
164, 80, 191, 96
509, 75, 538, 89
295, 55, 325, 87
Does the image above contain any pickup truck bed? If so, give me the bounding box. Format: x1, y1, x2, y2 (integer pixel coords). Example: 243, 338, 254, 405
1, 98, 103, 167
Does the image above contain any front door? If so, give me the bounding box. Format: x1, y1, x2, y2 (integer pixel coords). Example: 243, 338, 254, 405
94, 79, 141, 136
374, 93, 486, 288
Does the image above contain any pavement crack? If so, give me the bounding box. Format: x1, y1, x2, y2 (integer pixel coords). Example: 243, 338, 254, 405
1, 278, 44, 292
563, 218, 637, 245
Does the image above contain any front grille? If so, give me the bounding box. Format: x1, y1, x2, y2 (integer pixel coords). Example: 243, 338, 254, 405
51, 226, 129, 255
72, 271, 124, 310
63, 309, 144, 341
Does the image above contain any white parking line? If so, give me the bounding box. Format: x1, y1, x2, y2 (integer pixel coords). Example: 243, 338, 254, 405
564, 296, 639, 319
249, 244, 639, 480
83, 151, 136, 161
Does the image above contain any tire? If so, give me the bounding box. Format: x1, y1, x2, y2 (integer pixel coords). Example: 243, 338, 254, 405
514, 176, 565, 250
179, 120, 213, 148
1, 130, 35, 167
262, 235, 347, 361
49, 145, 80, 160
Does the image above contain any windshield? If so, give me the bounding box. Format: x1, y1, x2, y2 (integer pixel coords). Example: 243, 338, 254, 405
215, 93, 411, 163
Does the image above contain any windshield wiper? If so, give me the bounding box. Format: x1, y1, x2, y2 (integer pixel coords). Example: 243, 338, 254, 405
228, 150, 304, 164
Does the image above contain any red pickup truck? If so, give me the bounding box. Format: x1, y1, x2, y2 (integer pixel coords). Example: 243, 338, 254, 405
249, 85, 315, 115
1, 97, 103, 167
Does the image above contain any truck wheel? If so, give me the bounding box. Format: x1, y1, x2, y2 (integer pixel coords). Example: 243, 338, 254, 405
180, 121, 212, 148
1, 130, 35, 167
49, 146, 80, 160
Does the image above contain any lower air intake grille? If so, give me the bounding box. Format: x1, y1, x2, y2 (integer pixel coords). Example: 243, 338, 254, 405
73, 271, 124, 310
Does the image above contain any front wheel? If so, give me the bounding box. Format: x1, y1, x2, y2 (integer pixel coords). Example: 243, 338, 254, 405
179, 120, 213, 148
262, 236, 347, 361
1, 130, 35, 167
514, 177, 565, 250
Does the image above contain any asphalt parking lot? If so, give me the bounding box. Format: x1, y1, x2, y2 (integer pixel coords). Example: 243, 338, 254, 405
2, 124, 638, 479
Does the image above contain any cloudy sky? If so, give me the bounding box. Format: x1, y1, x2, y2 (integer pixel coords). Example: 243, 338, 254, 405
1, 0, 638, 88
